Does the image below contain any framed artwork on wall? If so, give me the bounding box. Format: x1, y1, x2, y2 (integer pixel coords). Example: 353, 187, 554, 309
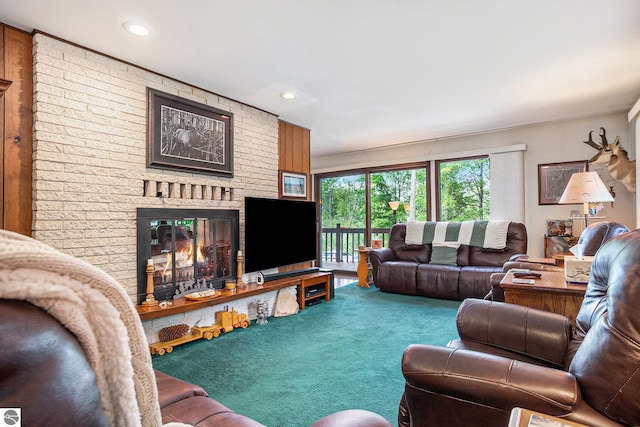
147, 88, 233, 176
280, 171, 307, 198
538, 160, 588, 205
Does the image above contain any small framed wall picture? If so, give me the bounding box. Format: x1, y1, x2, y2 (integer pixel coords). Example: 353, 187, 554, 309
280, 171, 308, 198
538, 161, 588, 205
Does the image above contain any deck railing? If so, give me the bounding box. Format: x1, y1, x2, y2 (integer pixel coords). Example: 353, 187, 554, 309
320, 224, 391, 264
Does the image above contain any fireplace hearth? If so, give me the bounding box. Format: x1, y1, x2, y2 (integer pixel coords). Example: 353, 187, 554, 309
137, 208, 239, 304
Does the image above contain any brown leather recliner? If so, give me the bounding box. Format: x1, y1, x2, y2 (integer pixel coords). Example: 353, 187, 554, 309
488, 221, 629, 301
398, 228, 640, 427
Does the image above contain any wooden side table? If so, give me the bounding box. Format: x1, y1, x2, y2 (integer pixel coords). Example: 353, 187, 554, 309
500, 270, 586, 326
356, 247, 373, 288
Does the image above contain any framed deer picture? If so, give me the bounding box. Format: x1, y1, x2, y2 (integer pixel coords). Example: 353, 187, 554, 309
147, 88, 234, 176
538, 161, 588, 205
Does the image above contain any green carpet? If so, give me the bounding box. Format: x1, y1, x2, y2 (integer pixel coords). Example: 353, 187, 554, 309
152, 284, 461, 426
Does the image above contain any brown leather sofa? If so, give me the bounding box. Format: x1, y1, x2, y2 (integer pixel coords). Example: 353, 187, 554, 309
0, 299, 393, 427
369, 222, 527, 300
398, 228, 640, 427
488, 221, 629, 301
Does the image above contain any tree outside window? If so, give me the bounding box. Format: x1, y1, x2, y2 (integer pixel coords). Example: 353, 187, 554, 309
320, 174, 366, 229
438, 157, 490, 221
370, 169, 427, 228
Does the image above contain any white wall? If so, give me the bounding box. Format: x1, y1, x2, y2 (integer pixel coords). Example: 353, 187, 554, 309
32, 34, 280, 302
312, 112, 634, 257
630, 96, 640, 226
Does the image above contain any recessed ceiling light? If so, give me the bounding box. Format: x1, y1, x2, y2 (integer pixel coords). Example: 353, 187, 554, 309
280, 92, 297, 100
123, 21, 150, 37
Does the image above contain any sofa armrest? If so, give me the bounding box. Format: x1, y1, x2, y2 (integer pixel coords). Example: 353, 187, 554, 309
369, 247, 396, 282
509, 253, 529, 262
455, 299, 572, 367
402, 344, 579, 415
369, 247, 395, 264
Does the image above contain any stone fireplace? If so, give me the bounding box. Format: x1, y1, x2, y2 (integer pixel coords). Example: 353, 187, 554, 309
30, 34, 280, 304
136, 208, 239, 304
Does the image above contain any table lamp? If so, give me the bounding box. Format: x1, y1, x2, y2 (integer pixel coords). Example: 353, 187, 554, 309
558, 172, 614, 228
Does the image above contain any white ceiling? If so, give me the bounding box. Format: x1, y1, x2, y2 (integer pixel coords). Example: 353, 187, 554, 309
1, 1, 640, 158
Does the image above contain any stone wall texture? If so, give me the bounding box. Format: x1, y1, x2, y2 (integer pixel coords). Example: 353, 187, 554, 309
32, 34, 279, 302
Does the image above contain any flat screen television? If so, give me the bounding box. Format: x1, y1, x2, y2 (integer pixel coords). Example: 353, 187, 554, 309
244, 197, 318, 274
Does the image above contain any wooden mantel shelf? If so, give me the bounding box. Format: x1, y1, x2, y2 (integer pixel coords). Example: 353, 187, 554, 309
136, 271, 331, 321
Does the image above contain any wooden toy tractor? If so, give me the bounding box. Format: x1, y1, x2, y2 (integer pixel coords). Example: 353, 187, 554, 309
150, 306, 250, 355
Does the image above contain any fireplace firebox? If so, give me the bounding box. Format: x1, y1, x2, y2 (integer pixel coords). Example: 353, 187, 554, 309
137, 208, 239, 304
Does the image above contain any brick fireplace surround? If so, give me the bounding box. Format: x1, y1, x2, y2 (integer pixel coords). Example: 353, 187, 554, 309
31, 33, 282, 337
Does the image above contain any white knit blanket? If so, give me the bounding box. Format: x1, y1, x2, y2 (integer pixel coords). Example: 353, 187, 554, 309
0, 230, 163, 427
405, 220, 511, 249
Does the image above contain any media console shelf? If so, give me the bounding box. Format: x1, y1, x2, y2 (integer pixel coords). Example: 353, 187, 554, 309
297, 272, 332, 310
137, 271, 332, 320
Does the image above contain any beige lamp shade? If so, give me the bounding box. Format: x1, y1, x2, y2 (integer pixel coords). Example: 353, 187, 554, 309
558, 172, 614, 205
388, 201, 401, 211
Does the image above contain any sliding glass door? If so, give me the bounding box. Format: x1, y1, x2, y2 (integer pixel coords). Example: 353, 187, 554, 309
318, 167, 428, 272
319, 174, 366, 271
316, 156, 491, 273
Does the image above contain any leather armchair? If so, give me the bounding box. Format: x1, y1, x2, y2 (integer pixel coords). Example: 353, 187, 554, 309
398, 228, 640, 427
488, 221, 629, 301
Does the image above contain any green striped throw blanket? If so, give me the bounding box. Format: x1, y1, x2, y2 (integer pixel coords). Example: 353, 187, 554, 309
405, 220, 511, 249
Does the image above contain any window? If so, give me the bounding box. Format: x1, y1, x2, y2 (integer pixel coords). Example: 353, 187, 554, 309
370, 168, 427, 226
436, 156, 490, 221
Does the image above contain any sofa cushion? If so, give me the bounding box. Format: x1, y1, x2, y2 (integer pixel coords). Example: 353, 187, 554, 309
416, 264, 460, 299
396, 246, 431, 263
458, 266, 503, 299
155, 369, 208, 408
160, 395, 265, 426
429, 243, 460, 265
378, 261, 419, 295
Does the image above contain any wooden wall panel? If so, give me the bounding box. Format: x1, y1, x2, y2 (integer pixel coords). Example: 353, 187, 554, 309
2, 26, 32, 236
277, 121, 313, 272
278, 120, 311, 200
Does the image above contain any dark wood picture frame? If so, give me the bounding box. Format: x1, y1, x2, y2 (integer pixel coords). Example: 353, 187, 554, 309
280, 171, 308, 198
147, 88, 233, 176
538, 160, 588, 205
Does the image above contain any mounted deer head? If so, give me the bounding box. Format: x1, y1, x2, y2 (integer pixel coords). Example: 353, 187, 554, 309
583, 127, 636, 193
583, 127, 610, 164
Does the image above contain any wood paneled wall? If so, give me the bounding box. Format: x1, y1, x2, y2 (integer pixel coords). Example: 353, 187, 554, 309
278, 120, 314, 271
1, 25, 32, 236
278, 120, 310, 200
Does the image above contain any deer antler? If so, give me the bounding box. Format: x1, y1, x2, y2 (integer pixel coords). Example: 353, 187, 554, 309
584, 130, 601, 150
600, 127, 608, 147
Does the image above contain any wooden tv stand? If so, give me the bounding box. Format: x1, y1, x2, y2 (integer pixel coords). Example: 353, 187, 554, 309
136, 271, 332, 320
297, 272, 332, 310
